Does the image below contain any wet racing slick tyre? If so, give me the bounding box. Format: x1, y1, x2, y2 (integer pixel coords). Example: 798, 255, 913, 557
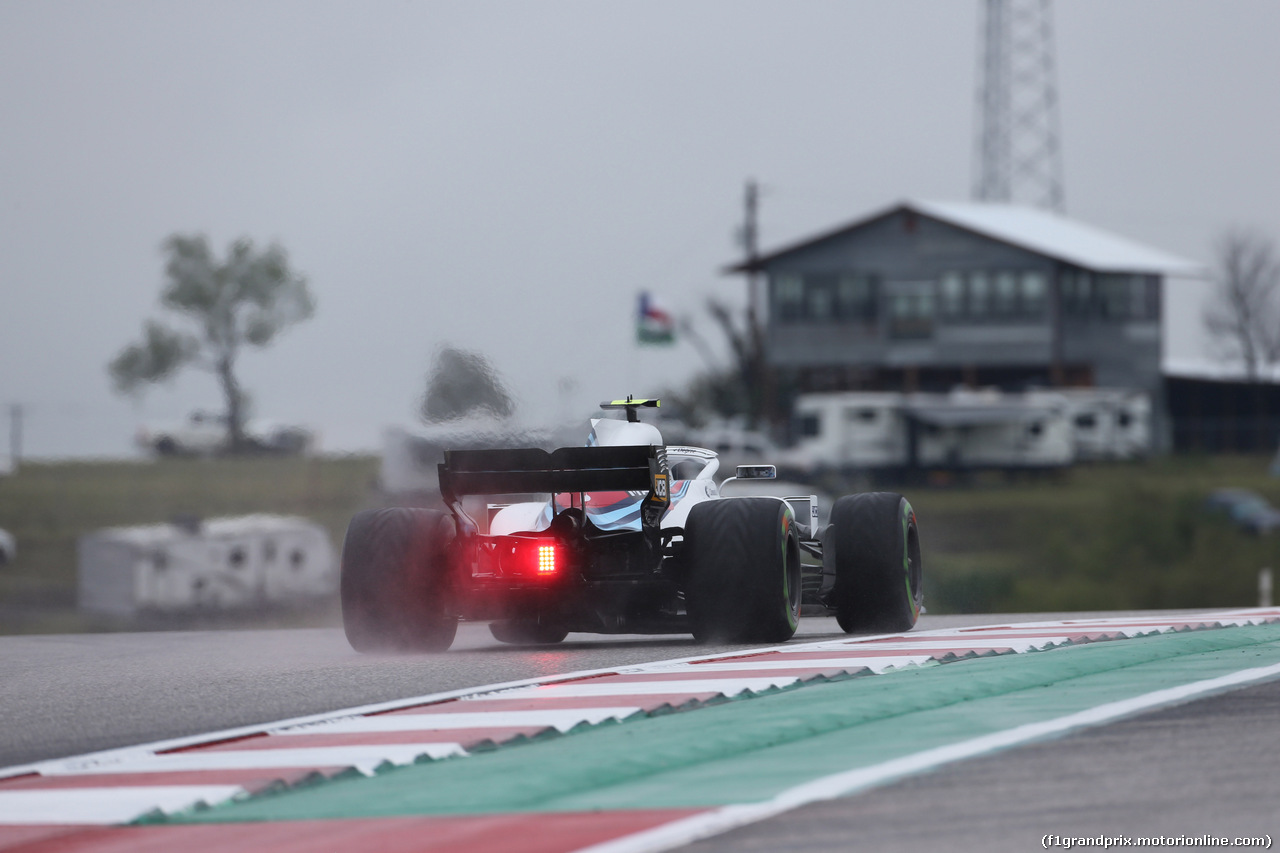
824, 492, 923, 634
340, 507, 458, 652
489, 618, 570, 645
685, 497, 802, 644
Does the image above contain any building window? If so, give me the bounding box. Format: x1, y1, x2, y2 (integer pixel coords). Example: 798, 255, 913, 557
771, 271, 879, 325
1020, 272, 1048, 316
939, 271, 964, 317
993, 271, 1018, 316
836, 274, 877, 322
1136, 275, 1159, 320
1064, 271, 1157, 321
1130, 275, 1156, 319
806, 275, 835, 320
1063, 269, 1093, 317
1098, 275, 1131, 319
938, 270, 1047, 321
1097, 274, 1157, 320
968, 271, 991, 316
889, 281, 935, 339
773, 274, 804, 322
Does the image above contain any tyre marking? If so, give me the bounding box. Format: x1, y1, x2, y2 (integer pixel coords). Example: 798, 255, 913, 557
779, 506, 799, 630
901, 502, 919, 620
782, 549, 795, 625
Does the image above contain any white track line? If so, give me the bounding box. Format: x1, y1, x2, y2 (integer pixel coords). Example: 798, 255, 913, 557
646, 656, 934, 673
43, 744, 466, 776
0, 786, 245, 825
269, 707, 642, 736
470, 678, 802, 699
785, 640, 1048, 650
572, 660, 1280, 853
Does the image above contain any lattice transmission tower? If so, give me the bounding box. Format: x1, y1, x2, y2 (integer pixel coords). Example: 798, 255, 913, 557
973, 0, 1065, 212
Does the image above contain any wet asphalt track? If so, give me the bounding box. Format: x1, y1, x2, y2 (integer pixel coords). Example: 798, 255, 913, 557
686, 679, 1280, 852
3, 610, 1277, 849
5, 613, 941, 768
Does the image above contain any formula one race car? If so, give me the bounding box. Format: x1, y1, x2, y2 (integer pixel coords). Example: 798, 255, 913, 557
340, 397, 923, 652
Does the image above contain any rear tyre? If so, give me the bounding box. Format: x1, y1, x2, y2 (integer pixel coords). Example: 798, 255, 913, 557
685, 497, 801, 644
340, 507, 458, 652
824, 492, 923, 634
489, 618, 569, 645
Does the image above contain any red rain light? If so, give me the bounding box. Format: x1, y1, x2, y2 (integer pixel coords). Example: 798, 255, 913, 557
535, 543, 556, 575
497, 537, 560, 578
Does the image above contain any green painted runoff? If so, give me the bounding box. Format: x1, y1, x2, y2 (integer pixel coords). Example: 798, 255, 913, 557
166, 623, 1280, 823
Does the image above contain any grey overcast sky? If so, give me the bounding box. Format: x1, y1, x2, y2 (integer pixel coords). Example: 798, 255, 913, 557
2, 1, 1278, 458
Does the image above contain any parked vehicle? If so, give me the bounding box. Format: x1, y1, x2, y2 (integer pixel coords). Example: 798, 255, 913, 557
1030, 388, 1151, 461
686, 421, 780, 476
782, 387, 1152, 475
782, 389, 1073, 474
1204, 488, 1280, 535
78, 515, 336, 615
136, 411, 315, 457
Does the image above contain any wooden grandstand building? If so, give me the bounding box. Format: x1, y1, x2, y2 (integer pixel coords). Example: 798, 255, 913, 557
730, 200, 1206, 446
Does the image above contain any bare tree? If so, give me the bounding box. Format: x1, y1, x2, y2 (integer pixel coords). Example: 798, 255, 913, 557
1203, 229, 1280, 383
109, 234, 314, 451
707, 297, 768, 425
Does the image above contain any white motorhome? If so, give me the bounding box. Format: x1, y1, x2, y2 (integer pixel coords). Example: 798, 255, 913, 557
1028, 388, 1152, 460
687, 419, 780, 476
78, 515, 336, 616
782, 389, 1075, 473
786, 393, 908, 471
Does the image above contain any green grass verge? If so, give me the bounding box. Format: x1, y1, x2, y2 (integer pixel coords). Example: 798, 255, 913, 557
1, 453, 1277, 634
0, 454, 379, 634
909, 455, 1280, 614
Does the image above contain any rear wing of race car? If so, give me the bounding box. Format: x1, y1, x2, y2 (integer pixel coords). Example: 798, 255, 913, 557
439, 446, 663, 501
439, 446, 672, 539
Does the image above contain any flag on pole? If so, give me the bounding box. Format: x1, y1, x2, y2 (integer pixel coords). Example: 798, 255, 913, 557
636, 292, 676, 345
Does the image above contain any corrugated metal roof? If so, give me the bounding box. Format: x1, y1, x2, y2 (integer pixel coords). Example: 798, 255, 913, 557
912, 200, 1206, 276
731, 200, 1207, 277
